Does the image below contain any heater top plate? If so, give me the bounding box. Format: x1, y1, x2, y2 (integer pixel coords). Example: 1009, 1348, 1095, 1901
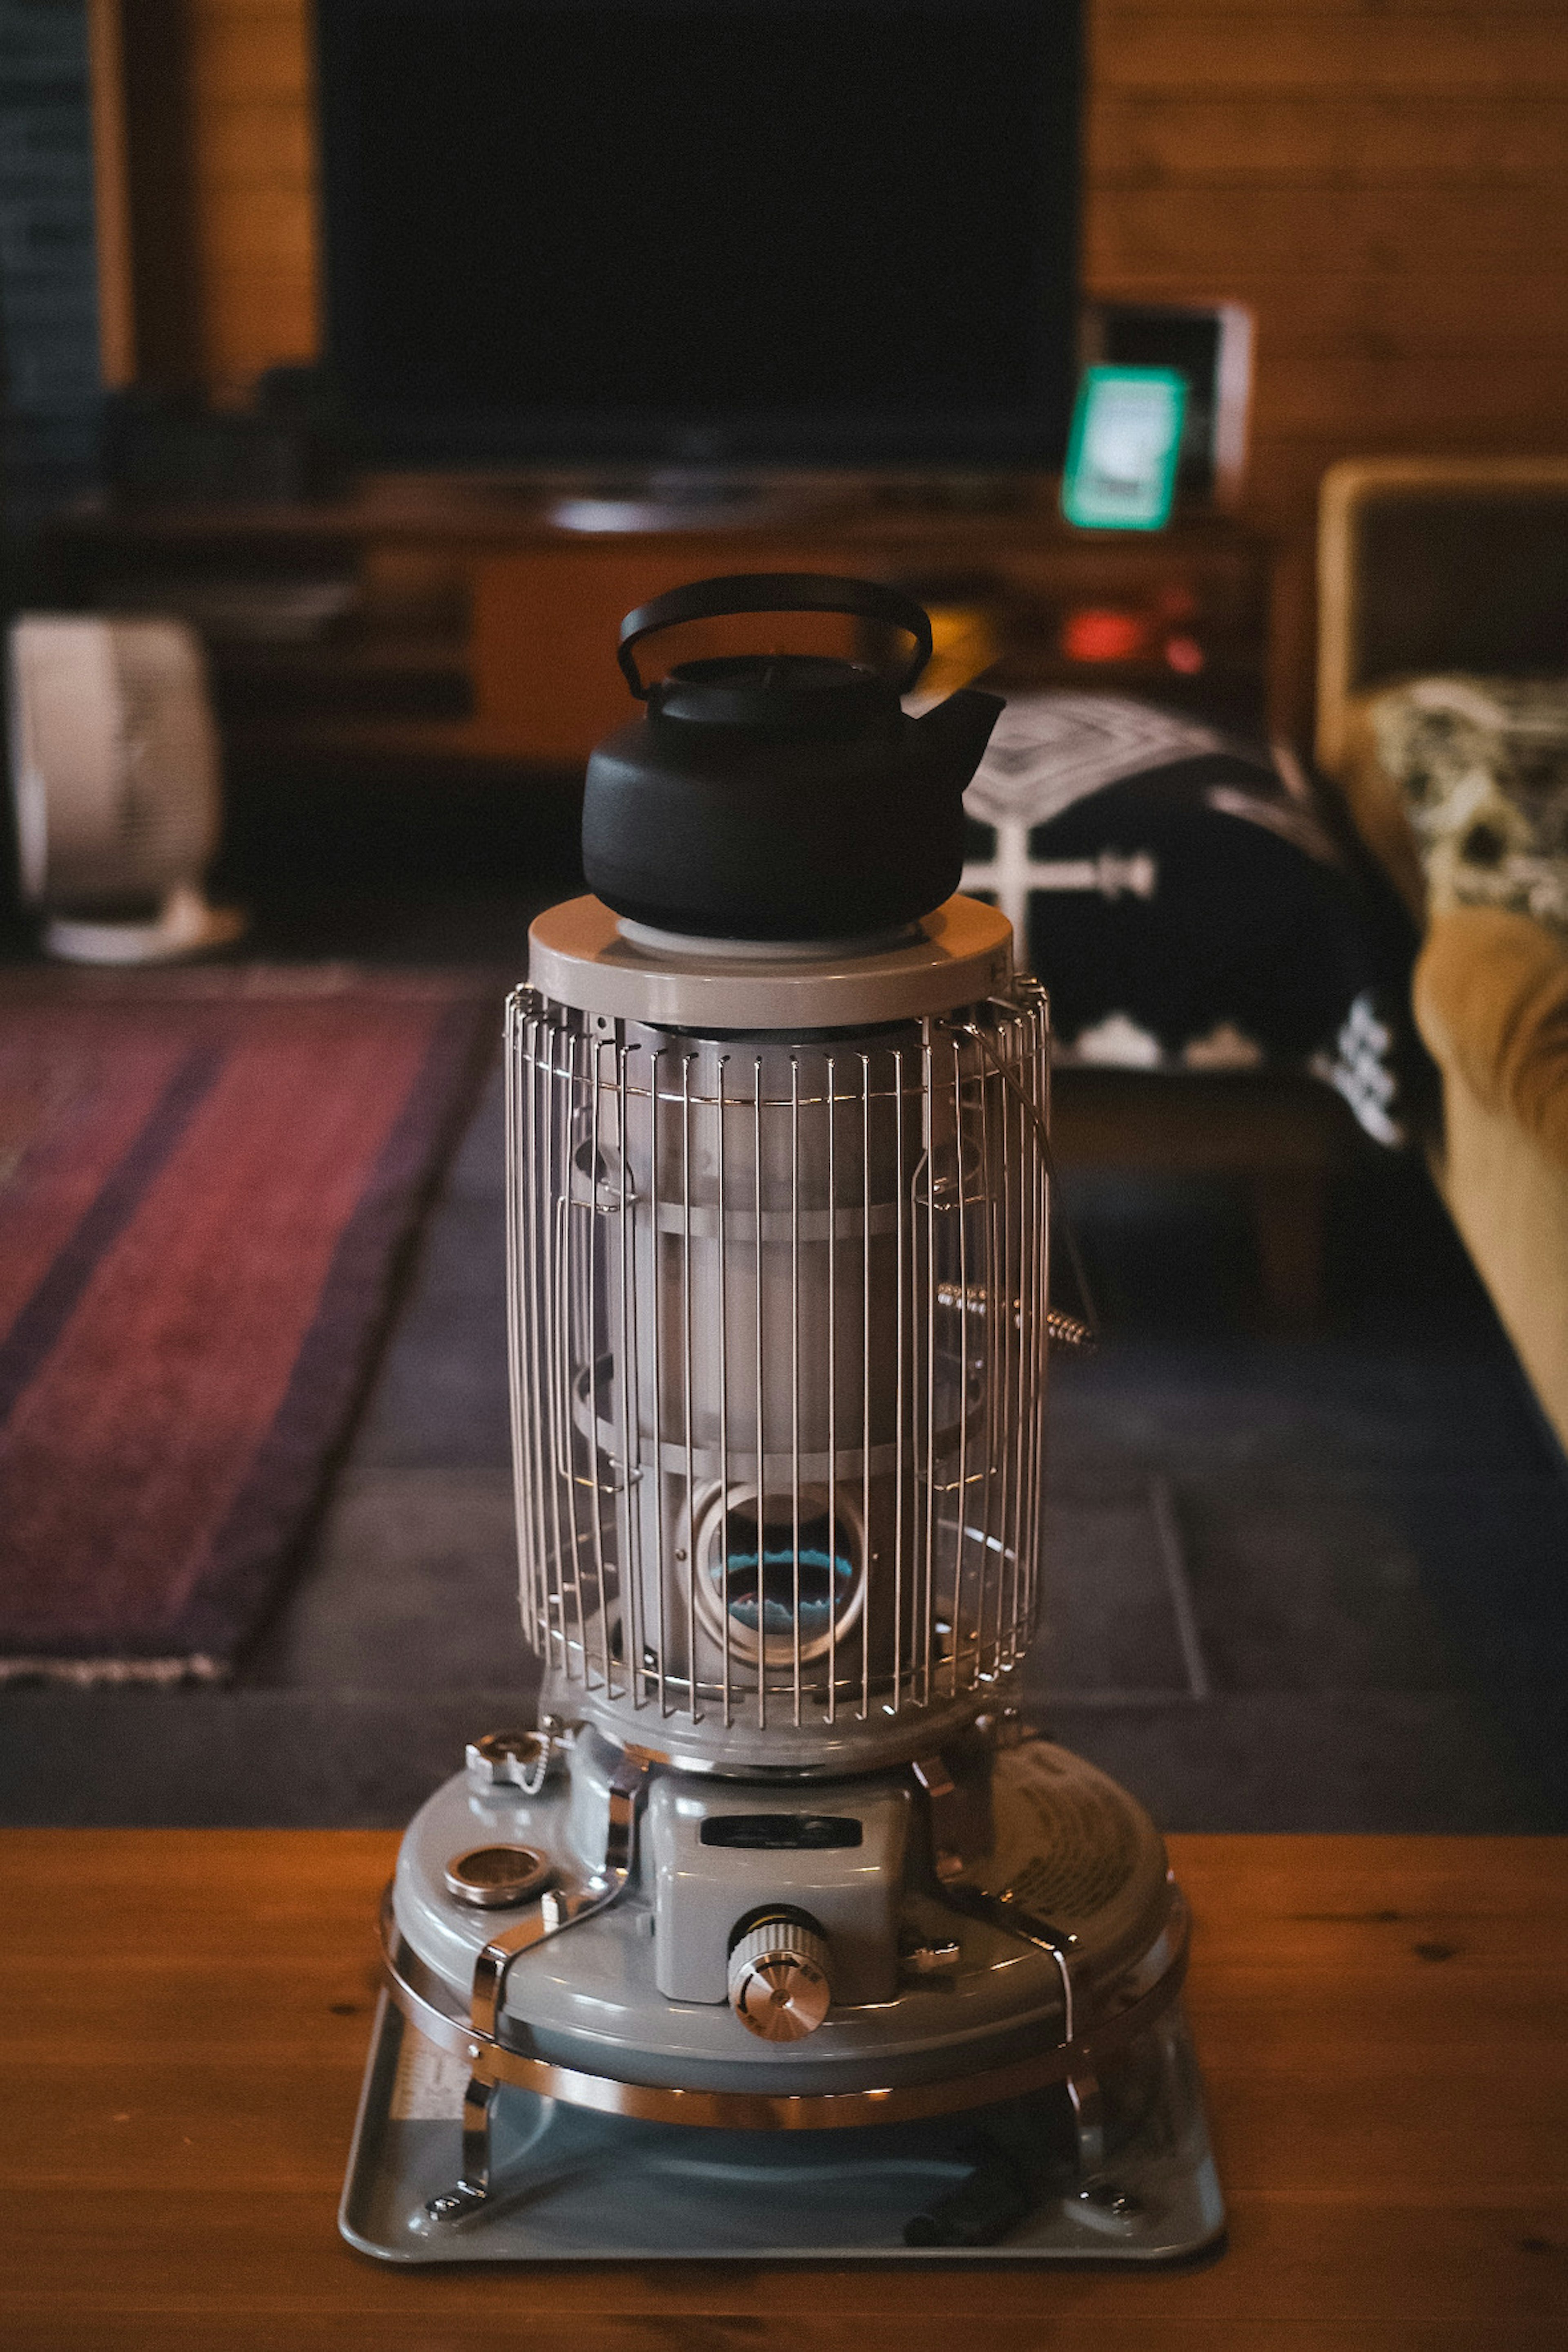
528, 893, 1016, 1030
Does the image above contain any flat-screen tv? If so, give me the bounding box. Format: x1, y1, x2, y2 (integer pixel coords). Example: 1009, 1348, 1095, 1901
315, 0, 1082, 471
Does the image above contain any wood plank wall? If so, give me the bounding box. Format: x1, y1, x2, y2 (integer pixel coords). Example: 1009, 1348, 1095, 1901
182, 0, 316, 390
1089, 5, 1568, 530
1087, 2, 1568, 724
116, 0, 1568, 730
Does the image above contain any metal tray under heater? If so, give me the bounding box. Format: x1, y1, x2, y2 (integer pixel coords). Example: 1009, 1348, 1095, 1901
341, 1992, 1225, 2267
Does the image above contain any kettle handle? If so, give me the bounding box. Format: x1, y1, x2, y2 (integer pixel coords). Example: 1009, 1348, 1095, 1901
617, 572, 934, 698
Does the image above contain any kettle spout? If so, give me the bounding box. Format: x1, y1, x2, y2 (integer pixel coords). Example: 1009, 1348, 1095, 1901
915, 687, 1005, 796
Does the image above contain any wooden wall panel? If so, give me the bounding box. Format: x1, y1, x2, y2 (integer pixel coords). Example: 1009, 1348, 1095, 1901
1094, 12, 1568, 90
189, 0, 311, 100
87, 0, 137, 383
1089, 97, 1568, 184
185, 0, 317, 392
1086, 2, 1568, 726
1091, 186, 1568, 275
113, 0, 1568, 729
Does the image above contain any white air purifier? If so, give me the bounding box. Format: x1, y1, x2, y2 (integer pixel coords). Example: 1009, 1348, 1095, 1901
7, 615, 245, 964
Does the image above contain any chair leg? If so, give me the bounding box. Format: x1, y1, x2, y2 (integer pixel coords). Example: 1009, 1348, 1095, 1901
1250, 1169, 1327, 1328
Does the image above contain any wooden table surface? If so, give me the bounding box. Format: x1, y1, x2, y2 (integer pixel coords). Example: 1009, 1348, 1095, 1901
2, 1830, 1565, 2350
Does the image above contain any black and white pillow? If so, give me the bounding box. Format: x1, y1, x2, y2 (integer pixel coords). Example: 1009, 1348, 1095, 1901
1369, 674, 1568, 934
961, 693, 1415, 1145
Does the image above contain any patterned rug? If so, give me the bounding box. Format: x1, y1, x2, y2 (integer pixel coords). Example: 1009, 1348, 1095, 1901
0, 967, 499, 1682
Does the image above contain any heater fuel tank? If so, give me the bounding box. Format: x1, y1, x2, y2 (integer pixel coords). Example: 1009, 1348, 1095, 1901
388, 1728, 1178, 2105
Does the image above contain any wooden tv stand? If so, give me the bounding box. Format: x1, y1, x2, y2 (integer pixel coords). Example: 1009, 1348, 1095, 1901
50, 478, 1274, 773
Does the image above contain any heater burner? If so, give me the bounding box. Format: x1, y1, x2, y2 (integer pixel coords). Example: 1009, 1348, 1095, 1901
343, 575, 1223, 2268
708, 1496, 860, 1656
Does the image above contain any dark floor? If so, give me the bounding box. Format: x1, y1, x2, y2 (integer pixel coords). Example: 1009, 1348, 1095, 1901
2, 966, 1566, 1832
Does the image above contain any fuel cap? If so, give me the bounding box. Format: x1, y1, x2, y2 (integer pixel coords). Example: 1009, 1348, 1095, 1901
443, 1844, 553, 1909
727, 1913, 833, 2040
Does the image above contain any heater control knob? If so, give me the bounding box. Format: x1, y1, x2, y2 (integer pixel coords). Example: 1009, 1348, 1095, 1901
727, 1914, 833, 2041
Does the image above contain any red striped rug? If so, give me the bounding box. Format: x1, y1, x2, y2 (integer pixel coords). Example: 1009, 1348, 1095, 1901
0, 968, 499, 1682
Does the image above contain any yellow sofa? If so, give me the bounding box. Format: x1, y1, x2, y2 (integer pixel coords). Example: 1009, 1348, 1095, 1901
1317, 458, 1568, 1457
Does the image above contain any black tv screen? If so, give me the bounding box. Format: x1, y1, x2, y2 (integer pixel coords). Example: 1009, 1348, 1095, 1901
316, 0, 1081, 468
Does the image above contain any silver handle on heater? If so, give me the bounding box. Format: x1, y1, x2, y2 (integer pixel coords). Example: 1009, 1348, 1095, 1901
468, 1746, 652, 2041
552, 1190, 631, 1491
551, 1193, 575, 1484
967, 1000, 1100, 1352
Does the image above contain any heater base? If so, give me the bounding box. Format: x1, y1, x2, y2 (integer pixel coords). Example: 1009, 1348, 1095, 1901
340, 1990, 1225, 2267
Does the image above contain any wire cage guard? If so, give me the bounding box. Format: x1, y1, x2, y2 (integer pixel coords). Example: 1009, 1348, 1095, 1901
505, 982, 1052, 1758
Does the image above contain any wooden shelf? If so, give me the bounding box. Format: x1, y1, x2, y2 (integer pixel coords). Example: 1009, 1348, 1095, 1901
50, 482, 1275, 771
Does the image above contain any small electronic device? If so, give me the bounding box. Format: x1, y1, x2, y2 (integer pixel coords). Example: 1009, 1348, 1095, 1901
1081, 301, 1254, 509
1061, 367, 1187, 532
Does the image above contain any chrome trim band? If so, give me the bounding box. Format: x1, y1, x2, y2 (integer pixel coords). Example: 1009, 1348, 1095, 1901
379, 1882, 1190, 2134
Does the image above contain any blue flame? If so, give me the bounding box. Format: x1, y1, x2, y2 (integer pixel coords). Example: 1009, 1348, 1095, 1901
718, 1511, 855, 1637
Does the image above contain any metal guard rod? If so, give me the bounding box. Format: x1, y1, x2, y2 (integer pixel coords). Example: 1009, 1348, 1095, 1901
379, 1883, 1190, 2134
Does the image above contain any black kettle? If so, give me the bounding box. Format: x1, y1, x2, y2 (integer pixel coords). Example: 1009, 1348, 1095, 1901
581, 573, 1003, 941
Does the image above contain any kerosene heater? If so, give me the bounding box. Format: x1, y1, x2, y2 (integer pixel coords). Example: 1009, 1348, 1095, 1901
341, 577, 1224, 2264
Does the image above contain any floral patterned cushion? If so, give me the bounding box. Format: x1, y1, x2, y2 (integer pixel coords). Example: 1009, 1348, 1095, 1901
1368, 676, 1568, 937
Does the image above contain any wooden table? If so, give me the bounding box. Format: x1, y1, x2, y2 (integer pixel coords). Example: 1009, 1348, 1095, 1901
2, 1831, 1564, 2349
